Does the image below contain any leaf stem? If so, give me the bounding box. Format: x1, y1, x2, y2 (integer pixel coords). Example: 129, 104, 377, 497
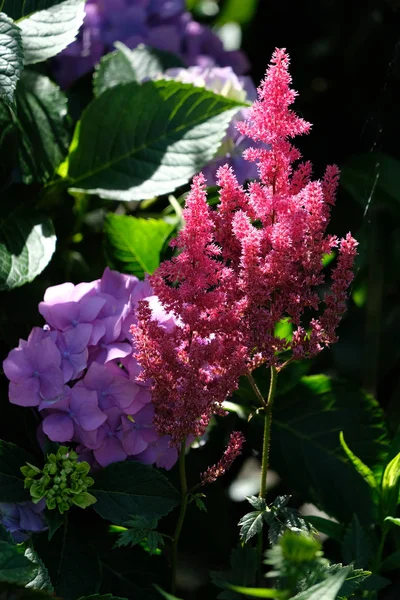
171, 440, 188, 595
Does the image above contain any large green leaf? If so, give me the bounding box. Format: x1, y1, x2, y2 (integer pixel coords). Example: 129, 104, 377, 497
341, 516, 373, 569
0, 440, 34, 502
33, 524, 101, 600
0, 541, 37, 585
0, 195, 56, 291
67, 80, 246, 201
0, 1, 65, 21
0, 13, 23, 105
19, 0, 85, 65
91, 461, 180, 525
16, 70, 70, 183
291, 566, 350, 600
93, 42, 185, 97
104, 214, 174, 278
267, 375, 388, 524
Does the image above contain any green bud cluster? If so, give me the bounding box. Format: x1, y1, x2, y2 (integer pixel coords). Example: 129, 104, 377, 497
21, 446, 96, 514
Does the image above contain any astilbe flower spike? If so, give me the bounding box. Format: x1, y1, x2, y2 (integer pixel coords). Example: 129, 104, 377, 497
200, 432, 245, 486
132, 48, 358, 445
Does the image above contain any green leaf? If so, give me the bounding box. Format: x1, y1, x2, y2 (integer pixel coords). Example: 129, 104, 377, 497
238, 511, 264, 543
33, 524, 101, 600
303, 516, 343, 542
24, 548, 53, 593
222, 586, 284, 599
0, 12, 23, 105
0, 196, 56, 291
323, 564, 371, 598
1, 1, 65, 21
268, 375, 388, 523
339, 431, 378, 494
212, 545, 258, 600
91, 461, 180, 525
19, 0, 85, 65
154, 585, 183, 600
104, 214, 174, 278
216, 0, 259, 25
384, 516, 400, 527
44, 509, 63, 541
93, 42, 185, 96
381, 452, 400, 517
0, 441, 34, 502
291, 566, 350, 600
0, 541, 37, 585
15, 70, 70, 183
0, 525, 12, 544
67, 80, 246, 201
380, 548, 400, 572
341, 515, 373, 569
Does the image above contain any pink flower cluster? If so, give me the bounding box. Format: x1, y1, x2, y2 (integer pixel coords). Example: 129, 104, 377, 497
200, 432, 245, 486
3, 268, 178, 469
132, 48, 358, 445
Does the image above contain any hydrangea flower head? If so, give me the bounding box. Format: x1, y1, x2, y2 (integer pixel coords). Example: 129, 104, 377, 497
133, 48, 358, 445
53, 0, 249, 88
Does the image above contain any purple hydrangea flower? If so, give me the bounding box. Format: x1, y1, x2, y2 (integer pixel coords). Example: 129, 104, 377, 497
0, 500, 47, 543
3, 268, 180, 471
52, 0, 249, 88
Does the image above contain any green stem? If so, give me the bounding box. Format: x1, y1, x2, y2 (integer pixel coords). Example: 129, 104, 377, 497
259, 366, 278, 500
171, 440, 188, 596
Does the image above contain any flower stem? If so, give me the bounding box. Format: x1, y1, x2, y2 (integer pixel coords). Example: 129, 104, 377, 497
259, 365, 278, 499
257, 366, 278, 578
171, 440, 188, 595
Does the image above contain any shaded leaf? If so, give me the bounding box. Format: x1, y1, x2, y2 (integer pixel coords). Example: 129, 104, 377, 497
19, 0, 85, 65
67, 80, 246, 201
1, 1, 65, 21
341, 515, 373, 569
0, 441, 33, 502
211, 545, 258, 600
104, 214, 174, 278
93, 42, 184, 96
0, 196, 56, 291
16, 70, 69, 183
0, 541, 36, 585
303, 516, 343, 542
91, 461, 180, 525
0, 13, 23, 104
380, 549, 400, 572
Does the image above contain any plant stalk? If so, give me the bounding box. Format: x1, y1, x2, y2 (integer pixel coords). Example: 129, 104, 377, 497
171, 440, 188, 595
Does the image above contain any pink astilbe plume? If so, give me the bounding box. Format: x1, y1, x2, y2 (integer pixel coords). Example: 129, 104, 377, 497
132, 48, 357, 445
200, 432, 245, 486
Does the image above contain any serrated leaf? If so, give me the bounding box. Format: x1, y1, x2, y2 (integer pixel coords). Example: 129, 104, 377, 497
212, 544, 258, 600
15, 70, 70, 183
0, 197, 56, 291
67, 80, 246, 201
93, 42, 184, 97
380, 548, 400, 572
323, 564, 371, 598
1, 1, 65, 21
0, 441, 34, 502
33, 524, 101, 600
91, 461, 180, 525
246, 496, 266, 511
291, 566, 350, 600
25, 547, 53, 593
0, 12, 23, 104
104, 214, 174, 278
0, 541, 37, 585
303, 516, 343, 542
238, 511, 264, 543
267, 375, 389, 523
341, 515, 372, 569
19, 0, 85, 65
339, 431, 378, 493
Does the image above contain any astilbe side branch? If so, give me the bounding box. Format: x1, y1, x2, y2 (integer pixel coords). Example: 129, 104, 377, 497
132, 48, 358, 446
200, 432, 245, 486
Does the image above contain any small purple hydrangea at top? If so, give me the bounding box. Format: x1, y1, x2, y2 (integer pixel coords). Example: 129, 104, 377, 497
162, 65, 261, 184
53, 0, 249, 89
3, 268, 178, 471
0, 500, 47, 543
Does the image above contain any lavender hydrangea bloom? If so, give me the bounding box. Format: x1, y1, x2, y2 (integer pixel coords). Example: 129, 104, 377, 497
162, 65, 260, 184
3, 268, 179, 471
0, 500, 47, 543
52, 0, 249, 88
